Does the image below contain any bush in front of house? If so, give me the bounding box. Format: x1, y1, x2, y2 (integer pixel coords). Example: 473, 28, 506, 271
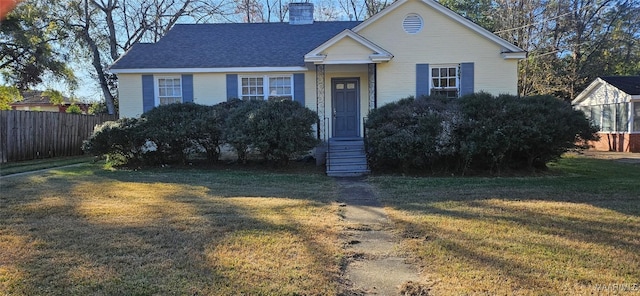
224, 99, 266, 163
249, 99, 319, 163
365, 96, 460, 173
82, 117, 148, 166
365, 93, 599, 174
141, 102, 223, 164
84, 99, 319, 167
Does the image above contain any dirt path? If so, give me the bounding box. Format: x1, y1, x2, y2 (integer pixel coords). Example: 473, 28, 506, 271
335, 178, 429, 296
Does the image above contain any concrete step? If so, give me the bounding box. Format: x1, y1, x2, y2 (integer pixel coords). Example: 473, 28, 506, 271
328, 163, 369, 171
328, 152, 365, 159
327, 138, 369, 177
328, 156, 367, 165
327, 169, 371, 177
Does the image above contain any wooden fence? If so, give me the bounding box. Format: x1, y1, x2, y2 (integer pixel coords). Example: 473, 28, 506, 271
0, 110, 117, 163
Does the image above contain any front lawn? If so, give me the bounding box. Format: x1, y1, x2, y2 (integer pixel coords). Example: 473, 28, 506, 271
1, 156, 638, 295
372, 156, 640, 295
0, 165, 342, 295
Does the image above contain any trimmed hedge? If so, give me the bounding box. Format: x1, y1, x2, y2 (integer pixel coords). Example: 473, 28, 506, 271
365, 93, 599, 174
83, 100, 319, 166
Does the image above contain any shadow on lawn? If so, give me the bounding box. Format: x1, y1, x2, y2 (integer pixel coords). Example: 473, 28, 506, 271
1, 166, 341, 295
372, 157, 640, 293
389, 201, 640, 292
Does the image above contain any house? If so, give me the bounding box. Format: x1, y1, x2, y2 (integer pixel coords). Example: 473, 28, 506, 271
11, 90, 90, 114
110, 0, 525, 175
572, 76, 640, 153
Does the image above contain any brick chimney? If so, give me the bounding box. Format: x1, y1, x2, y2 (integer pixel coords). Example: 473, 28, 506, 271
289, 2, 314, 25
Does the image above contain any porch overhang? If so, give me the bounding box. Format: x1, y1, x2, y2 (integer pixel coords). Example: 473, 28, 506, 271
500, 51, 527, 60
304, 29, 393, 64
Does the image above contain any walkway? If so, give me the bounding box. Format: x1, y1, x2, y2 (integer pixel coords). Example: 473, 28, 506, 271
335, 178, 429, 296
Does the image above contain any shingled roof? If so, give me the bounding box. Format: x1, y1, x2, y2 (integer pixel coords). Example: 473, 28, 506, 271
111, 21, 361, 70
600, 76, 640, 95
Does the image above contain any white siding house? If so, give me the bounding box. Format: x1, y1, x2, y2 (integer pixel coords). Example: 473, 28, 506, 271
573, 76, 640, 152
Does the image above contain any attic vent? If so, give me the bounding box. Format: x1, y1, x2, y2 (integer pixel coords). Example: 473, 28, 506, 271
403, 14, 423, 34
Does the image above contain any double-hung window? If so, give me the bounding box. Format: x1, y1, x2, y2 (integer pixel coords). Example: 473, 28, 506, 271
241, 75, 293, 101
430, 65, 459, 99
634, 102, 640, 132
157, 77, 182, 105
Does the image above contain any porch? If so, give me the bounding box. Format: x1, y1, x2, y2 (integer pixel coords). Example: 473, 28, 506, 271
311, 64, 377, 177
304, 30, 393, 176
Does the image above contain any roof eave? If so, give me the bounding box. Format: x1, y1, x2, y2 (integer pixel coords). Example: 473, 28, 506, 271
501, 51, 527, 59
304, 29, 394, 64
353, 0, 524, 53
110, 66, 309, 74
572, 78, 604, 105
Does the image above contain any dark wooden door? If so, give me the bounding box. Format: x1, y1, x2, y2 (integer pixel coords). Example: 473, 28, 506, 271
332, 78, 359, 138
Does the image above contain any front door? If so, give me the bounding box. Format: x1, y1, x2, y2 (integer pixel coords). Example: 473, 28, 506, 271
332, 78, 359, 138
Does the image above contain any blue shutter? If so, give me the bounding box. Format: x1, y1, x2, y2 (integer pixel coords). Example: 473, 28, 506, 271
182, 74, 193, 103
460, 62, 474, 96
226, 74, 238, 100
416, 64, 430, 97
293, 73, 305, 105
142, 75, 155, 113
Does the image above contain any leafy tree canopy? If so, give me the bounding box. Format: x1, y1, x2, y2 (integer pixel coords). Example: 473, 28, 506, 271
0, 1, 76, 90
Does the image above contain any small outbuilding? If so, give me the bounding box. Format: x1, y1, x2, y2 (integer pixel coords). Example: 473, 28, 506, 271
572, 76, 640, 152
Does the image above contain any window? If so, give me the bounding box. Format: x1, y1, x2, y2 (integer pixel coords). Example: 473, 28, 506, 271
431, 66, 458, 98
241, 75, 292, 101
157, 77, 182, 105
616, 103, 629, 132
583, 102, 633, 132
634, 102, 640, 132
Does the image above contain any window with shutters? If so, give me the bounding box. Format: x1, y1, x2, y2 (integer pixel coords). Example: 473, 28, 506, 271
430, 65, 459, 98
240, 75, 293, 101
156, 76, 182, 105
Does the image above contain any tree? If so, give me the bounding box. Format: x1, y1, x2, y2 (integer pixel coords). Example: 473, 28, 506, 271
42, 89, 65, 105
442, 0, 640, 101
63, 0, 212, 115
0, 85, 22, 110
66, 103, 83, 114
0, 1, 76, 90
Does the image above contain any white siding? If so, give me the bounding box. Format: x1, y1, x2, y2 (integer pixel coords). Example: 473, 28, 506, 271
574, 83, 631, 107
117, 74, 143, 118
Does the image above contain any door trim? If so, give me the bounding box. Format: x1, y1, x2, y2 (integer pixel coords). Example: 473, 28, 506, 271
331, 77, 360, 138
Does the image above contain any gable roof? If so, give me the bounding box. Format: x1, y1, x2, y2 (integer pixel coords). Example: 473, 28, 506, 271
304, 29, 393, 64
11, 90, 75, 106
353, 0, 525, 57
573, 76, 640, 104
600, 76, 640, 95
110, 22, 360, 72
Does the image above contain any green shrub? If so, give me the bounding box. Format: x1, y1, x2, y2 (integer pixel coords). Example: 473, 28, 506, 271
365, 93, 599, 174
66, 104, 83, 114
82, 117, 147, 166
250, 100, 319, 163
224, 100, 266, 163
141, 103, 223, 164
365, 96, 458, 172
224, 99, 319, 164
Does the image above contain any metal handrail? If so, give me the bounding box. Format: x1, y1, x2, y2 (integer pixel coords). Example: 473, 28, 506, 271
362, 117, 368, 140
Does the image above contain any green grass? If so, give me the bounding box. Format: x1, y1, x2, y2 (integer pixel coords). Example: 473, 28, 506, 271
0, 156, 94, 176
371, 156, 640, 295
